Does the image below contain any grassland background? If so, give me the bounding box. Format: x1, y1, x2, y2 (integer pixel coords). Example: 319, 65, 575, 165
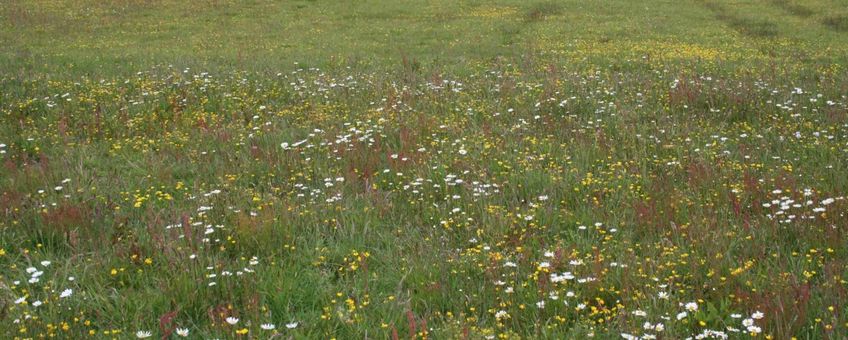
2, 0, 848, 75
2, 0, 848, 339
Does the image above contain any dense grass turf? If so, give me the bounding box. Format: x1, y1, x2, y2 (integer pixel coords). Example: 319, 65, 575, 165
3, 0, 848, 74
1, 0, 848, 339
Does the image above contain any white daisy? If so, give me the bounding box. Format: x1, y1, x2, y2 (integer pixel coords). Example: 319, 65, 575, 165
684, 302, 698, 311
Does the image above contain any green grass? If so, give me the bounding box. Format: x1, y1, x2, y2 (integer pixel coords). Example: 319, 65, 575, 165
3, 0, 848, 75
1, 0, 848, 339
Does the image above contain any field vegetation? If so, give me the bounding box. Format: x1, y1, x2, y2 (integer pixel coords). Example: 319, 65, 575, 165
1, 0, 847, 338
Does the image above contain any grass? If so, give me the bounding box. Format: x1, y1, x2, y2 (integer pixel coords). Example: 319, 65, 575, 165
769, 0, 815, 18
1, 0, 848, 339
823, 14, 848, 32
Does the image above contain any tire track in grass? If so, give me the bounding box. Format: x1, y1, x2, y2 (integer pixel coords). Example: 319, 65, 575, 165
697, 0, 780, 38
822, 14, 848, 32
767, 0, 848, 32
489, 1, 564, 48
816, 0, 848, 31
767, 0, 814, 18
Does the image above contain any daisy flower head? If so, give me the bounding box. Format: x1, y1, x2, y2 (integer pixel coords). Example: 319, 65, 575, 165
684, 302, 698, 311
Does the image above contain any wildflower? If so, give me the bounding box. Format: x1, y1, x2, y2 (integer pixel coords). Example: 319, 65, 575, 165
684, 302, 698, 311
175, 328, 189, 337
751, 311, 764, 319
260, 323, 275, 330
285, 322, 299, 329
225, 317, 239, 325
676, 311, 688, 320
136, 330, 153, 338
551, 272, 574, 282
60, 289, 73, 298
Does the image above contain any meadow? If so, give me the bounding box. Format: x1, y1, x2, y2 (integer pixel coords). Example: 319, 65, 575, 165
1, 0, 847, 339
